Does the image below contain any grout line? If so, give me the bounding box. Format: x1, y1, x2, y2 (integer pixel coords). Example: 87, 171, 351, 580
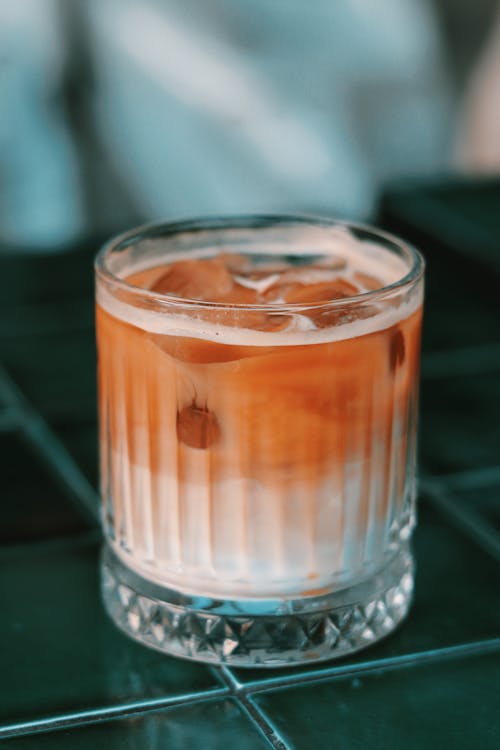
214, 667, 291, 750
237, 695, 291, 750
211, 639, 500, 741
3, 641, 500, 741
0, 365, 100, 526
421, 343, 500, 380
429, 465, 500, 492
0, 688, 229, 740
0, 406, 23, 433
21, 414, 101, 526
210, 665, 240, 691
241, 638, 500, 695
210, 665, 237, 690
0, 366, 32, 408
420, 478, 500, 563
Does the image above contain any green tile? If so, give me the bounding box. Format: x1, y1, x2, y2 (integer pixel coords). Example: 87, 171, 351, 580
255, 650, 500, 750
2, 699, 268, 749
380, 179, 500, 354
0, 431, 91, 543
381, 178, 500, 266
55, 422, 98, 488
0, 541, 217, 725
427, 179, 500, 245
0, 255, 96, 423
0, 327, 96, 422
392, 500, 500, 652
0, 246, 95, 307
233, 500, 500, 682
451, 481, 500, 534
421, 267, 500, 354
0, 299, 94, 340
420, 373, 500, 474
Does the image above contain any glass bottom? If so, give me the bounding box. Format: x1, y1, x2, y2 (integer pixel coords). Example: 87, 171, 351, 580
101, 543, 414, 668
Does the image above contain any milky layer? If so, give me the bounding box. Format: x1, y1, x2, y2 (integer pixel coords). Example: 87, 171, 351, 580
107, 455, 408, 598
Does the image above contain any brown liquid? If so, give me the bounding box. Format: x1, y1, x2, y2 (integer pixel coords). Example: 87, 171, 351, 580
96, 252, 422, 596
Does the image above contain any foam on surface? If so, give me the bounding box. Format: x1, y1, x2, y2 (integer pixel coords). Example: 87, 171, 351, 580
98, 226, 422, 346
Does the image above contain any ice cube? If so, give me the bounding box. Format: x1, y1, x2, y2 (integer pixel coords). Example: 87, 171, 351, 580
276, 267, 352, 286
258, 314, 294, 332
233, 273, 281, 294
315, 255, 347, 270
151, 257, 233, 300
219, 282, 260, 304
353, 271, 384, 291
307, 300, 379, 329
220, 253, 251, 273
282, 278, 360, 304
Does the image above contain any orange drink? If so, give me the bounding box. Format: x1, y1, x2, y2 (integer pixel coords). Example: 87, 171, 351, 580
96, 217, 424, 666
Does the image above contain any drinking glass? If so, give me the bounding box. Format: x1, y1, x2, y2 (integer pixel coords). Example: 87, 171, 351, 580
95, 215, 424, 667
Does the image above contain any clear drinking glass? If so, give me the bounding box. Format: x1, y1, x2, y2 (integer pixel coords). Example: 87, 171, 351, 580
95, 216, 424, 667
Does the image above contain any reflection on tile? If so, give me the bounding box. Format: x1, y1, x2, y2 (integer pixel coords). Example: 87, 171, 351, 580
2, 700, 268, 750
256, 650, 500, 750
420, 373, 500, 474
450, 481, 500, 534
233, 501, 500, 682
0, 541, 217, 725
55, 422, 98, 488
0, 432, 91, 543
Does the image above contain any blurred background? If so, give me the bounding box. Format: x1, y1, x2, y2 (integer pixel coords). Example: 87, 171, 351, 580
2, 5, 500, 740
1, 0, 500, 250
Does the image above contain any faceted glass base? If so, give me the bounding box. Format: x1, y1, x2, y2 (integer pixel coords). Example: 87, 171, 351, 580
101, 544, 414, 668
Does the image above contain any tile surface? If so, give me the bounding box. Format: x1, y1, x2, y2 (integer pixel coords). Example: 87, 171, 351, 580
0, 432, 91, 543
233, 499, 500, 683
448, 480, 500, 534
0, 541, 217, 725
255, 651, 500, 750
54, 422, 98, 487
2, 700, 269, 749
0, 327, 96, 422
420, 372, 500, 474
1, 180, 500, 747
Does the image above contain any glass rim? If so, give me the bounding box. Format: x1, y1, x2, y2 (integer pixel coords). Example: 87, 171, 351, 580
95, 214, 425, 311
